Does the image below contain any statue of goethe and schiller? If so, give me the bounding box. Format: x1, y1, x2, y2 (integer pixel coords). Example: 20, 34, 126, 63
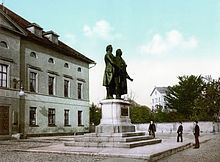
96, 45, 135, 134
103, 45, 133, 99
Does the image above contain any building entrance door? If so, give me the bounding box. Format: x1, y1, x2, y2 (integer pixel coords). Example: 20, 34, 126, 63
0, 106, 9, 135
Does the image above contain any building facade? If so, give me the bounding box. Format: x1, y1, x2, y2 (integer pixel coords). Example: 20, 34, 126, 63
150, 87, 168, 111
0, 5, 95, 138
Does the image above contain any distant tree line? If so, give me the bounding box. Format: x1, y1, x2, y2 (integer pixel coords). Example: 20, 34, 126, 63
165, 75, 220, 122
90, 75, 220, 125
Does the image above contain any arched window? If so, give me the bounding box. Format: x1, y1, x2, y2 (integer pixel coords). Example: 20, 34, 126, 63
0, 41, 8, 48
48, 58, 54, 64
77, 67, 81, 72
30, 52, 36, 58
64, 63, 69, 68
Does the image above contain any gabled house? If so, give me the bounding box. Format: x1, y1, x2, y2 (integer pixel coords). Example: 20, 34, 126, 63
150, 87, 168, 111
0, 5, 95, 138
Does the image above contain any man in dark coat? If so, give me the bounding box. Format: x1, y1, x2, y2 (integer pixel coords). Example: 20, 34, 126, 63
103, 45, 115, 99
148, 121, 156, 138
177, 121, 183, 142
193, 120, 200, 149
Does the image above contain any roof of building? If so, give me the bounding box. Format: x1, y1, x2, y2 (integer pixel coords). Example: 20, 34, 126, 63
0, 5, 95, 64
150, 87, 168, 96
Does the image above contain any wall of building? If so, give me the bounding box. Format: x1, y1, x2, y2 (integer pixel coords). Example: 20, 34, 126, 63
0, 29, 21, 137
0, 11, 91, 137
20, 40, 89, 100
135, 122, 220, 133
19, 40, 90, 136
23, 93, 89, 135
0, 29, 21, 88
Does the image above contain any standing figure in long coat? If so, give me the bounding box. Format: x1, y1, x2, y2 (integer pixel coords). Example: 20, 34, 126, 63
103, 45, 115, 99
177, 121, 183, 142
148, 121, 156, 138
114, 49, 133, 99
193, 120, 200, 149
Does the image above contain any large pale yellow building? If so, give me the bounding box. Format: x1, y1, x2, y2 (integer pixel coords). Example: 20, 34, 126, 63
0, 5, 95, 138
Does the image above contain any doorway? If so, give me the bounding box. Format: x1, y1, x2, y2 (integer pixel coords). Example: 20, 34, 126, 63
0, 106, 9, 135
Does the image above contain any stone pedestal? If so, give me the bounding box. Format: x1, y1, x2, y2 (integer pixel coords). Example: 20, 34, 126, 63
96, 99, 135, 134
65, 99, 162, 148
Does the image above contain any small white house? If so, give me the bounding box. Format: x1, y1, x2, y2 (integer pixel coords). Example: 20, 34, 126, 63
150, 87, 168, 111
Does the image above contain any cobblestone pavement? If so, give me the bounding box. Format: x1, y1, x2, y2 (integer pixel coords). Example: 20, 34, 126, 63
0, 140, 143, 162
158, 133, 220, 162
0, 140, 107, 162
0, 133, 219, 162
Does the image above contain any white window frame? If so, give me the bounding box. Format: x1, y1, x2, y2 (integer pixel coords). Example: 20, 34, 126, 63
29, 107, 38, 126
28, 69, 38, 93
64, 78, 70, 98
78, 110, 83, 126
48, 74, 56, 95
64, 109, 70, 126
0, 63, 10, 88
77, 81, 83, 100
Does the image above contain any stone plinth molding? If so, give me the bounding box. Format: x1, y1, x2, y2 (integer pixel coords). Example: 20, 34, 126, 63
96, 99, 135, 134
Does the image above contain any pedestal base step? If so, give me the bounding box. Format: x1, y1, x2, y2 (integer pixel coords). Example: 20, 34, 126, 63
64, 132, 162, 148
65, 138, 161, 148
73, 135, 153, 143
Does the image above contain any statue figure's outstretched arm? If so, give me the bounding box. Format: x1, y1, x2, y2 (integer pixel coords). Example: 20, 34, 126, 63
126, 72, 133, 81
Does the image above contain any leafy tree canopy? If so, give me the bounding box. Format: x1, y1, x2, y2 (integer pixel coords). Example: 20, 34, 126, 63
195, 77, 220, 121
165, 75, 204, 119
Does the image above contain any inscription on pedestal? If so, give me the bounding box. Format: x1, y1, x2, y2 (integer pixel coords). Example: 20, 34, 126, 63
121, 106, 128, 116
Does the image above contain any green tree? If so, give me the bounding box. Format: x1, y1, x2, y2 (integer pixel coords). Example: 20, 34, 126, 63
130, 106, 151, 123
195, 78, 220, 121
89, 103, 101, 125
165, 75, 204, 120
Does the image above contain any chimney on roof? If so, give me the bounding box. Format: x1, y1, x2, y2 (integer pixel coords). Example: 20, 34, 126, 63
27, 23, 43, 37
43, 30, 59, 44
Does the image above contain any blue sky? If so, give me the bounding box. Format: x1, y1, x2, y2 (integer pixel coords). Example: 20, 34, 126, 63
4, 0, 220, 106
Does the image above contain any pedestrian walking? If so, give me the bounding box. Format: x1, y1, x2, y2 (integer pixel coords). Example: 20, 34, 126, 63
193, 120, 200, 149
177, 121, 183, 142
148, 121, 156, 138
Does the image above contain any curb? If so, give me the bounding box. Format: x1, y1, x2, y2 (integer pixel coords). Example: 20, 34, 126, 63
149, 137, 212, 162
149, 142, 191, 162
12, 149, 151, 160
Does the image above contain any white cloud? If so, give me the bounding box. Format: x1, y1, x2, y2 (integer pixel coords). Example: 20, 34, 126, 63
139, 30, 198, 55
64, 33, 76, 48
83, 25, 92, 36
89, 59, 220, 107
83, 20, 121, 41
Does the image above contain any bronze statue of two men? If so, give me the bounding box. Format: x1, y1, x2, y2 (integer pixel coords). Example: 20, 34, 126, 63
103, 45, 133, 99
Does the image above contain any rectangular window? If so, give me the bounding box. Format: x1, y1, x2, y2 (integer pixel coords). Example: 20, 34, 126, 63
78, 83, 82, 99
48, 76, 54, 95
48, 108, 55, 125
30, 72, 37, 92
0, 64, 8, 87
64, 109, 69, 126
29, 107, 37, 126
78, 110, 82, 126
64, 80, 69, 97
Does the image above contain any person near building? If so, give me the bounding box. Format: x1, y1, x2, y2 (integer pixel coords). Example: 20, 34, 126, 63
193, 120, 200, 149
148, 121, 156, 138
177, 121, 183, 142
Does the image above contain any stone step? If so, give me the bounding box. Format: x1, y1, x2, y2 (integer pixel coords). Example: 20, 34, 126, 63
126, 139, 162, 148
73, 135, 153, 143
122, 132, 146, 137
64, 138, 162, 148
123, 135, 154, 142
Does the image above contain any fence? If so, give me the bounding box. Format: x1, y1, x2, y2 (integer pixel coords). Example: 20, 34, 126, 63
134, 122, 220, 133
